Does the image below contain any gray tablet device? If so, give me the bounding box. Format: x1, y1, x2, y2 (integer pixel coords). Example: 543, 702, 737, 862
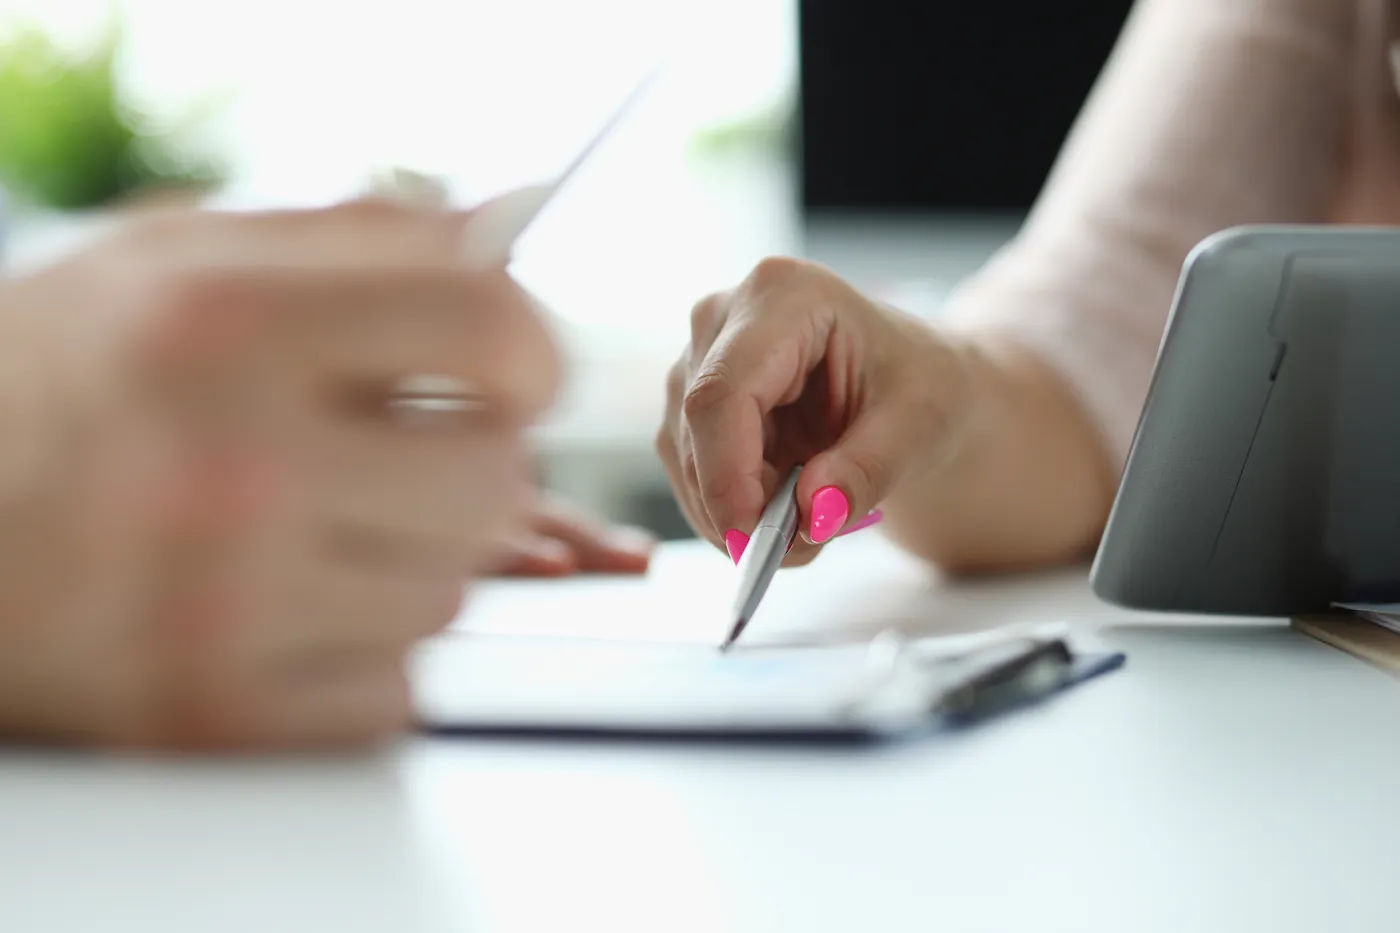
1091, 225, 1400, 616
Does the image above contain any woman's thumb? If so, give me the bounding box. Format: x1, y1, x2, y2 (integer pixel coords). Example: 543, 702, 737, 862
796, 406, 911, 545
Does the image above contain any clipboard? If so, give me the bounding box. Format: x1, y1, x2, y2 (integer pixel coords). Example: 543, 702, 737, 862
410, 629, 1126, 744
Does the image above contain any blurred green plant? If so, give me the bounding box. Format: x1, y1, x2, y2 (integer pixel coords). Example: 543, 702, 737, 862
688, 94, 795, 160
0, 16, 227, 211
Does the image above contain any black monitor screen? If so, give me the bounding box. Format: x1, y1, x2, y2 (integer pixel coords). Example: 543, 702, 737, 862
798, 1, 1135, 213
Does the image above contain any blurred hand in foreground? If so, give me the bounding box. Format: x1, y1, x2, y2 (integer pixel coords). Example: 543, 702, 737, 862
0, 199, 560, 750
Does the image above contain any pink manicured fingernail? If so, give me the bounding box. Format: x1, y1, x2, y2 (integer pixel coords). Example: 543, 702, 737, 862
724, 529, 749, 565
837, 509, 884, 537
809, 486, 850, 544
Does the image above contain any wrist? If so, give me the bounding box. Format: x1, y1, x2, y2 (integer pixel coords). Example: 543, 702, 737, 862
882, 327, 1116, 574
967, 331, 1118, 489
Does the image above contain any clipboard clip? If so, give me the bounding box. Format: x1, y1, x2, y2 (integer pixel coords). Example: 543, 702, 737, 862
839, 629, 1091, 730
930, 636, 1075, 725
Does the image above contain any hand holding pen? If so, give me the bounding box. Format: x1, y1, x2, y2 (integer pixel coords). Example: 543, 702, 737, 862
721, 464, 878, 649
658, 258, 973, 570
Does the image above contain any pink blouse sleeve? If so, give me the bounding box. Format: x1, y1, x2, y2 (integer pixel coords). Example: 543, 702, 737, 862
941, 0, 1358, 469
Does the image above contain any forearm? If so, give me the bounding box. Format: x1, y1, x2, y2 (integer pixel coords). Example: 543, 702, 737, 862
883, 0, 1354, 574
881, 335, 1116, 574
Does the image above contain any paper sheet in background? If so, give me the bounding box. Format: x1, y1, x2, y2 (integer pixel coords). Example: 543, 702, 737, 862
455, 544, 735, 645
450, 536, 1105, 650
453, 535, 944, 647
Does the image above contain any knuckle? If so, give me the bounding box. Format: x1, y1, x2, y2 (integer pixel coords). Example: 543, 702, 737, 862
688, 292, 718, 329
680, 367, 733, 423
745, 255, 813, 293
688, 292, 726, 344
697, 468, 739, 508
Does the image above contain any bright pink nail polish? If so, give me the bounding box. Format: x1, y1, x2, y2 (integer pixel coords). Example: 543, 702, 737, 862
810, 486, 850, 544
837, 509, 884, 537
724, 529, 750, 565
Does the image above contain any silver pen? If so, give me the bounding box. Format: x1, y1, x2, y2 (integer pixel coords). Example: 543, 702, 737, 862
720, 465, 803, 651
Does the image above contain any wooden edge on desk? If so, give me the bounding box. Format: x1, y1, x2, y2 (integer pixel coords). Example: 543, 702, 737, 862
1291, 613, 1400, 676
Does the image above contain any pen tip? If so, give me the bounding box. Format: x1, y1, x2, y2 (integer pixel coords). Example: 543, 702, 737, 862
719, 618, 748, 653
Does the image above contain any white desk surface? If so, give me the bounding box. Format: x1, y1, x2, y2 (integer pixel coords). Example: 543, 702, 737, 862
3, 535, 1399, 933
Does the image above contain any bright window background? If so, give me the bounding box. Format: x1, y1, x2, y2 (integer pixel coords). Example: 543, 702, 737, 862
0, 3, 1025, 526
0, 0, 799, 340
1, 0, 803, 520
